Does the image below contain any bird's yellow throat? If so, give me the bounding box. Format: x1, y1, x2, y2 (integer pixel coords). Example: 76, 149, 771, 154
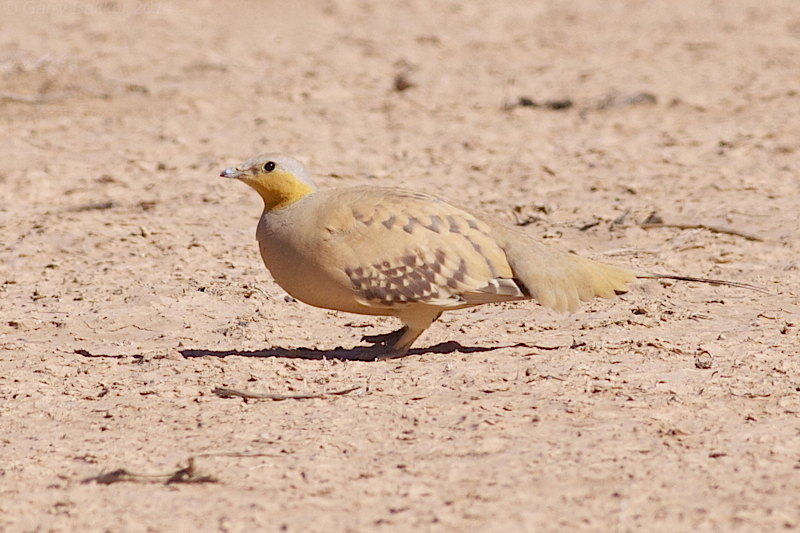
242, 170, 316, 212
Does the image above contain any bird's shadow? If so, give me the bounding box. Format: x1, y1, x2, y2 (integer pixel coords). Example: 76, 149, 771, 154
180, 341, 505, 361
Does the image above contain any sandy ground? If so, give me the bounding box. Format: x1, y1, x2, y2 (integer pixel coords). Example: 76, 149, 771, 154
1, 0, 800, 531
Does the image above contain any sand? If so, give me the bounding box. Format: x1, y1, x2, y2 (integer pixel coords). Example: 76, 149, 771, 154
1, 0, 799, 531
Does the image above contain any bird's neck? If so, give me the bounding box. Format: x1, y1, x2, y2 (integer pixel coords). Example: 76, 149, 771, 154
246, 171, 316, 212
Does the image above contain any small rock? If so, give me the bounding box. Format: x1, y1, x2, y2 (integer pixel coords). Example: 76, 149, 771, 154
695, 350, 713, 369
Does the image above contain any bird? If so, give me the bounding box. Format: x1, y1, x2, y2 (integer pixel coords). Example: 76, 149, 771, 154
221, 154, 755, 359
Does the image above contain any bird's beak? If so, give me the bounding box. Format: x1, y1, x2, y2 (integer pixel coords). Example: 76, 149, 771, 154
220, 167, 243, 179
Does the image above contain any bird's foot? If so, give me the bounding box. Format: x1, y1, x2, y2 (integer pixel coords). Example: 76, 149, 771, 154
361, 326, 408, 347
358, 326, 413, 360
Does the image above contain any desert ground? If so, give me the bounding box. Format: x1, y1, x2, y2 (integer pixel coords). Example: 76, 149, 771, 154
1, 0, 799, 531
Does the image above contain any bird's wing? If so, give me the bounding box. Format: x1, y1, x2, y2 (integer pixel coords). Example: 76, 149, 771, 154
311, 187, 527, 310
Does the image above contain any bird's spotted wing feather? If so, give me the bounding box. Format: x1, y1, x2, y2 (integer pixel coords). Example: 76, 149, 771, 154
316, 187, 524, 310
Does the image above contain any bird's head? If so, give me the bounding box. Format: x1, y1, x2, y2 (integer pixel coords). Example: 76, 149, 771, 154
221, 154, 317, 211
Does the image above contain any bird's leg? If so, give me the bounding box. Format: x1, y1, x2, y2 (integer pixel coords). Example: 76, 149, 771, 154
372, 308, 442, 359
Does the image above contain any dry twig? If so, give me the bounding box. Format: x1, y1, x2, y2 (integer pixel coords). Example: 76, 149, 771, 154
212, 386, 360, 401
641, 222, 762, 242
639, 214, 763, 242
0, 90, 75, 103
82, 458, 217, 485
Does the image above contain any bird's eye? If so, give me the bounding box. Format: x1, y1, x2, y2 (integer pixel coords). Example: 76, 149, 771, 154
263, 161, 276, 172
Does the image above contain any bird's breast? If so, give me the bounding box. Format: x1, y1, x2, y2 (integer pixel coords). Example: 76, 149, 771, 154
255, 207, 390, 315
